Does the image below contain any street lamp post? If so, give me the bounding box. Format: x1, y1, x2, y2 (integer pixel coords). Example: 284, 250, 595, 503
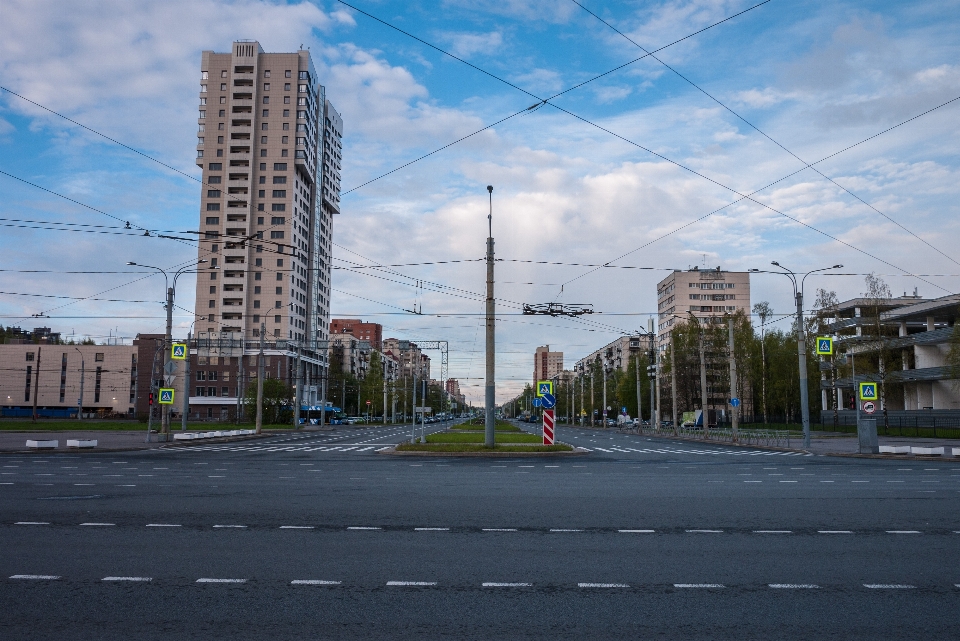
484, 185, 496, 448
756, 262, 842, 449
128, 260, 209, 441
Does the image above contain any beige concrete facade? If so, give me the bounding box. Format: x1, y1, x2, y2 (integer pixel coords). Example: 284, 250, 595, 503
534, 345, 564, 386
656, 268, 752, 352
193, 41, 340, 348
574, 335, 655, 376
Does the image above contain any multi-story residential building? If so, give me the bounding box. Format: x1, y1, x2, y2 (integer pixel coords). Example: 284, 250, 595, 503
382, 338, 431, 380
574, 335, 655, 378
655, 267, 751, 352
330, 319, 382, 350
190, 40, 342, 412
533, 345, 564, 386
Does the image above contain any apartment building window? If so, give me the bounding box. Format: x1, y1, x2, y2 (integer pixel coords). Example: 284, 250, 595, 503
270, 231, 284, 238
254, 300, 260, 308
217, 136, 224, 143
219, 97, 226, 104
253, 315, 260, 325
208, 175, 221, 184
216, 149, 223, 157
197, 371, 206, 381
272, 190, 286, 197
199, 110, 206, 119
208, 300, 215, 308
273, 176, 286, 184
274, 163, 287, 170
95, 353, 104, 362
258, 189, 265, 197
262, 96, 269, 104
202, 71, 209, 80
285, 70, 291, 78
255, 272, 262, 280
271, 204, 285, 212
220, 83, 226, 91
281, 149, 288, 157
94, 367, 102, 403
209, 371, 218, 381
208, 163, 222, 170
26, 352, 35, 361
284, 96, 292, 104
221, 70, 227, 78
207, 387, 217, 397
207, 190, 220, 198
264, 83, 270, 91
275, 301, 282, 308
199, 98, 207, 105
275, 315, 282, 323
264, 70, 271, 77
210, 286, 217, 294
276, 259, 283, 267
206, 203, 220, 211
219, 109, 225, 116
298, 84, 307, 93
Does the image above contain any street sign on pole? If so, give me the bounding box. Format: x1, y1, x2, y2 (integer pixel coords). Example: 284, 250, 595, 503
542, 409, 555, 445
163, 361, 177, 375
164, 375, 176, 386
862, 401, 876, 414
859, 382, 878, 401
532, 398, 542, 408
158, 388, 175, 404
816, 337, 834, 356
540, 393, 556, 409
171, 343, 187, 360
731, 398, 741, 408
537, 381, 553, 397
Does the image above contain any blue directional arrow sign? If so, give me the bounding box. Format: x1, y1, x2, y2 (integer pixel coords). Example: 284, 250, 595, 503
540, 393, 556, 409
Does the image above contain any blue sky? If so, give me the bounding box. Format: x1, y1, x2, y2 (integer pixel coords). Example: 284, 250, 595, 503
2, 0, 959, 402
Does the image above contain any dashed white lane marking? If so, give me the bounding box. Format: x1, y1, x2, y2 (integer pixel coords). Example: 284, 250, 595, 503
415, 527, 450, 531
864, 584, 915, 589
291, 579, 341, 585
347, 526, 381, 530
754, 530, 792, 534
886, 530, 921, 534
550, 529, 583, 532
686, 529, 723, 533
146, 524, 181, 527
818, 530, 853, 534
579, 583, 630, 588
103, 576, 152, 582
593, 448, 613, 452
15, 521, 48, 525
483, 528, 517, 532
674, 584, 725, 588
197, 578, 247, 583
619, 529, 656, 533
10, 575, 60, 580
280, 526, 315, 529
213, 525, 247, 529
80, 523, 114, 527
483, 582, 532, 587
387, 581, 436, 586
770, 584, 818, 589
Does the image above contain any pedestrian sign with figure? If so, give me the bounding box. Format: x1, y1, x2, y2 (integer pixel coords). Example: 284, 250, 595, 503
859, 382, 878, 401
816, 337, 834, 356
537, 380, 553, 397
171, 343, 187, 360
158, 388, 175, 404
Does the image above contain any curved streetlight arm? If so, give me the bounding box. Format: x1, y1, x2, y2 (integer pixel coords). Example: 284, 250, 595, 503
800, 264, 843, 298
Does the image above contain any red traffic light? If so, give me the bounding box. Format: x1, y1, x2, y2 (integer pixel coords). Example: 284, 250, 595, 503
148, 392, 154, 406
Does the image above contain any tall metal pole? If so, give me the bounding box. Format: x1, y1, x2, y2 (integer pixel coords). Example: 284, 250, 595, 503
698, 322, 708, 429
411, 372, 417, 443
670, 339, 678, 434
796, 289, 811, 448
635, 352, 641, 427
728, 318, 739, 441
484, 185, 496, 448
256, 322, 265, 434
383, 367, 388, 424
293, 341, 302, 429
602, 367, 607, 427
579, 371, 584, 426
158, 285, 173, 440
182, 331, 191, 431
75, 348, 84, 421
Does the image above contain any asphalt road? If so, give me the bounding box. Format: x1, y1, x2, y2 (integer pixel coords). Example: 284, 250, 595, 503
2, 420, 959, 639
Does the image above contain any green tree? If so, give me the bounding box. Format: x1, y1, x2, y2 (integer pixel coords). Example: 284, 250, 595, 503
243, 377, 292, 425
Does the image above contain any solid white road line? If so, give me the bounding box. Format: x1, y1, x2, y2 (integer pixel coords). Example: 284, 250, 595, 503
280, 526, 315, 529
197, 578, 247, 583
386, 581, 436, 586
10, 575, 59, 580
754, 530, 792, 534
415, 527, 450, 531
347, 526, 381, 530
550, 529, 583, 532
864, 584, 915, 589
103, 577, 152, 582
291, 580, 341, 585
213, 525, 247, 528
769, 584, 818, 589
818, 530, 853, 534
15, 521, 49, 525
483, 582, 532, 587
686, 529, 723, 533
79, 523, 114, 526
886, 530, 921, 534
674, 584, 725, 588
578, 583, 629, 588
146, 524, 181, 527
482, 528, 517, 532
619, 529, 656, 533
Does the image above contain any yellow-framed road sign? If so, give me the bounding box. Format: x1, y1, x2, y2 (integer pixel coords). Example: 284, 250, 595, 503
158, 388, 175, 404
537, 380, 554, 397
816, 336, 834, 356
171, 343, 187, 360
858, 382, 878, 401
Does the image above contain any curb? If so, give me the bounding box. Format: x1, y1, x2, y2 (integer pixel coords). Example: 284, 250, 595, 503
381, 445, 588, 457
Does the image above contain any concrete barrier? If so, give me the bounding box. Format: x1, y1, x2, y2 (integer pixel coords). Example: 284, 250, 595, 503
879, 445, 911, 454
952, 448, 960, 457
173, 433, 195, 440
910, 446, 944, 456
66, 439, 97, 448
26, 440, 58, 449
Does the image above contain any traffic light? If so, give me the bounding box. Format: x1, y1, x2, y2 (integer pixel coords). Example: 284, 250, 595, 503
148, 392, 154, 406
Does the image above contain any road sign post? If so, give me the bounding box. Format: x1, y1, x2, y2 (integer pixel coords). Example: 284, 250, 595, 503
859, 382, 878, 401
542, 409, 555, 445
816, 337, 834, 356
171, 343, 187, 360
158, 388, 175, 405
537, 381, 553, 397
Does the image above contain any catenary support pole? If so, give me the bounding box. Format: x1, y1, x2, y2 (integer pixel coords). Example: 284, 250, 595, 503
796, 289, 811, 448
182, 331, 191, 431
256, 323, 265, 434
699, 322, 708, 431
670, 340, 678, 435
729, 317, 739, 442
293, 341, 302, 429
161, 286, 173, 440
484, 185, 496, 448
635, 352, 642, 429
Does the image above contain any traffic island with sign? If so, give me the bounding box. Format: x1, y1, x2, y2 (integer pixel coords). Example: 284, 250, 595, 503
388, 419, 583, 456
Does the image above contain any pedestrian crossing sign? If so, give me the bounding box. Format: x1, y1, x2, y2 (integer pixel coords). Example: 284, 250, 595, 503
171, 343, 187, 360
816, 336, 833, 355
158, 388, 175, 404
858, 382, 878, 401
537, 380, 553, 397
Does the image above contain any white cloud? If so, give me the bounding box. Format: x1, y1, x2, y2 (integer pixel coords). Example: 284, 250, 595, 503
440, 30, 503, 58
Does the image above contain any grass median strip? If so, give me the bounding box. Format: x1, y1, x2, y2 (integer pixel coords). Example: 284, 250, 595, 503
426, 432, 542, 444
395, 443, 573, 453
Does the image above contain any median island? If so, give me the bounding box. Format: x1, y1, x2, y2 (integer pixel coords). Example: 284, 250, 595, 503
390, 419, 576, 455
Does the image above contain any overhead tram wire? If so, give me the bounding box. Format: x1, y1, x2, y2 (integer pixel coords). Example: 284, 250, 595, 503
338, 0, 772, 194
341, 2, 958, 296
571, 0, 960, 269
552, 94, 960, 295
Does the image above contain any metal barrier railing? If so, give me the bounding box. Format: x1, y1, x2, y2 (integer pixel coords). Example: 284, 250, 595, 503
631, 424, 793, 448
